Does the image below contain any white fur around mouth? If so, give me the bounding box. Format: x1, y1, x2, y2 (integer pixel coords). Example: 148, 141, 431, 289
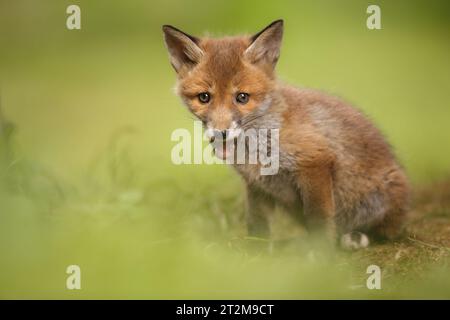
205, 121, 242, 141
205, 125, 242, 160
211, 138, 236, 160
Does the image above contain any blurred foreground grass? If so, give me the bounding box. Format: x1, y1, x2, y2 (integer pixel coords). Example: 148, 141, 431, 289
1, 126, 449, 299
0, 0, 450, 299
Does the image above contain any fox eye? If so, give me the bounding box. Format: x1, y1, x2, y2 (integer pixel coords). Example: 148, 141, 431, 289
198, 92, 211, 104
236, 92, 249, 104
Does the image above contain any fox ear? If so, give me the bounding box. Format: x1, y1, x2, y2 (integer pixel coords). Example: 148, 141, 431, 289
162, 25, 203, 73
245, 20, 284, 69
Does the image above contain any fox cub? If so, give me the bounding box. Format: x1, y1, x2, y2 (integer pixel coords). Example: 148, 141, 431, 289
162, 20, 410, 250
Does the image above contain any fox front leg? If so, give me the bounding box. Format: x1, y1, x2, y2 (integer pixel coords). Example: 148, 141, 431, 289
297, 166, 337, 246
245, 186, 274, 239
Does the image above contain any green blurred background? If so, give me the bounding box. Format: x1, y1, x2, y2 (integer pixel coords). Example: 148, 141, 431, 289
0, 0, 449, 299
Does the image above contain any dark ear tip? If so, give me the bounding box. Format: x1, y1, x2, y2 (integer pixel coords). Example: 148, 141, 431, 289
162, 25, 173, 33
271, 19, 284, 27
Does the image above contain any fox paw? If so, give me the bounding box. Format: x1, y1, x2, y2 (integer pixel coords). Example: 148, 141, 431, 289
340, 231, 370, 251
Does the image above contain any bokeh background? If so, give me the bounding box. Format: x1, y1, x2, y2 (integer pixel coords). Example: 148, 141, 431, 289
0, 0, 449, 299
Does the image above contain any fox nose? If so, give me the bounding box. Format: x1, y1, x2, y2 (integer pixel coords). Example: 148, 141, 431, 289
205, 121, 241, 142
212, 129, 228, 140
221, 130, 228, 140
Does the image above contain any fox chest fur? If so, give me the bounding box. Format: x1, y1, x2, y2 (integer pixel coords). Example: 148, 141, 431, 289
234, 163, 300, 208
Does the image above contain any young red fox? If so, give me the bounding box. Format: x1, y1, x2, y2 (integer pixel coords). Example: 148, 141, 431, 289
162, 20, 410, 250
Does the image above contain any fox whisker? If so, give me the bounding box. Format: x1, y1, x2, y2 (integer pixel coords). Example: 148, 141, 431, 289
241, 112, 267, 127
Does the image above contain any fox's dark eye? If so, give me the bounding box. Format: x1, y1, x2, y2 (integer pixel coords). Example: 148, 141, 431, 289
236, 92, 249, 104
198, 92, 211, 104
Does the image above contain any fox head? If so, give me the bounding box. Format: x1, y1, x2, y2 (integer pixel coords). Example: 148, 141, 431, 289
162, 20, 283, 155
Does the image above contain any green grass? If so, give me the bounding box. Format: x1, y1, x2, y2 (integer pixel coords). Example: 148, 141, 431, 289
1, 136, 449, 299
0, 0, 450, 299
